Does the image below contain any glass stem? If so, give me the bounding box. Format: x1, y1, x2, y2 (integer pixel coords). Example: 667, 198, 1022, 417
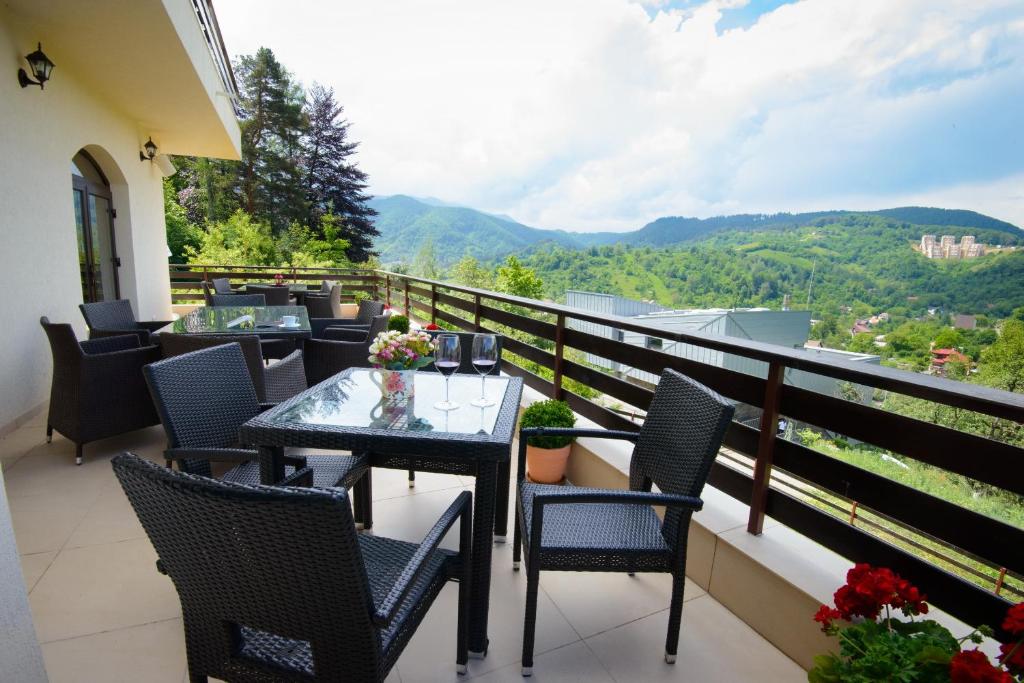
445, 376, 450, 404
480, 374, 486, 400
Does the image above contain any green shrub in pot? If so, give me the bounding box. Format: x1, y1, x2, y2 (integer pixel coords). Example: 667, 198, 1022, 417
387, 314, 410, 334
520, 400, 576, 483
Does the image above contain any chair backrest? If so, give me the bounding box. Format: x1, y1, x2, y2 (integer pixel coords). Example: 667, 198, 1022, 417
143, 344, 261, 476
79, 299, 139, 331
40, 316, 84, 369
321, 279, 338, 293
248, 285, 291, 306
211, 278, 233, 294
328, 284, 343, 318
630, 369, 735, 549
355, 300, 384, 325
422, 331, 502, 375
304, 292, 334, 319
212, 293, 265, 307
366, 314, 390, 340
158, 333, 268, 402
111, 453, 382, 680
201, 281, 215, 307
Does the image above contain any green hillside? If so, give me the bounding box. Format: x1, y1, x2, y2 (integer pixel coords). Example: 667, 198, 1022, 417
368, 195, 581, 265
516, 214, 1024, 318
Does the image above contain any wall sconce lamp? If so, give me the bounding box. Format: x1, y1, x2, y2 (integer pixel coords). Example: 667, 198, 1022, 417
17, 43, 55, 89
139, 137, 158, 162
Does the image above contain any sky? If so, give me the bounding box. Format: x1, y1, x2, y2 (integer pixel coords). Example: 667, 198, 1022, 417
214, 0, 1024, 233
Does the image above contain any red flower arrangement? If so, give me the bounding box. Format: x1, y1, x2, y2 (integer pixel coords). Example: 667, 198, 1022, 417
810, 563, 1023, 682
273, 273, 284, 286
424, 322, 441, 331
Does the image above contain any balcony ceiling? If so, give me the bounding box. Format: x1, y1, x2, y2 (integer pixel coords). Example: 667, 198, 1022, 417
6, 0, 241, 159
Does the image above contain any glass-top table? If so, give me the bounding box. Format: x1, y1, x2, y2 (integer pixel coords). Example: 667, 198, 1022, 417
156, 306, 311, 339
271, 371, 510, 435
240, 368, 524, 657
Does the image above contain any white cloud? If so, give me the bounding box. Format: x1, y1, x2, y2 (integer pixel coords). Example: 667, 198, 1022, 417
214, 0, 1024, 231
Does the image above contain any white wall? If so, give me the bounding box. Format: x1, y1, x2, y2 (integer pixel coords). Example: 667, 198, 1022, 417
0, 9, 173, 429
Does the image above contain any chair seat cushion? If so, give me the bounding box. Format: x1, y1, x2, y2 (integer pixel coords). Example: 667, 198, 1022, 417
520, 483, 669, 563
222, 454, 366, 489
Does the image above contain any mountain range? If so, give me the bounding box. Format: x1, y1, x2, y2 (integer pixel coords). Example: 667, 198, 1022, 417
368, 195, 1021, 266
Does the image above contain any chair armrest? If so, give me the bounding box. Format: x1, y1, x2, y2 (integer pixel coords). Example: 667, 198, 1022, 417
517, 428, 639, 482
164, 448, 257, 464
138, 320, 173, 332
322, 327, 369, 342
531, 488, 703, 511
278, 467, 314, 487
372, 491, 472, 627
325, 320, 369, 328
81, 334, 141, 354
88, 327, 151, 345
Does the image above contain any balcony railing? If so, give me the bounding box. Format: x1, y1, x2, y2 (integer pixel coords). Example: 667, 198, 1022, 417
168, 263, 1024, 638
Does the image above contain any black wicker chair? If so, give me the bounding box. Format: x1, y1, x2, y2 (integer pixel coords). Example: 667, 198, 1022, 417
112, 452, 472, 682
320, 299, 384, 328
79, 299, 172, 345
320, 279, 338, 293
157, 333, 307, 403
211, 293, 265, 307
143, 344, 370, 514
40, 317, 160, 465
513, 368, 735, 675
247, 285, 292, 306
211, 278, 234, 295
304, 284, 342, 319
302, 314, 389, 385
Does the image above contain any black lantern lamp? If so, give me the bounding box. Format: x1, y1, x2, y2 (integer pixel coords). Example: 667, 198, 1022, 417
139, 137, 158, 162
18, 43, 55, 89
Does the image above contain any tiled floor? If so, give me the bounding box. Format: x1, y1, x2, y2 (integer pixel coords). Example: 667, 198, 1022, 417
1, 418, 804, 682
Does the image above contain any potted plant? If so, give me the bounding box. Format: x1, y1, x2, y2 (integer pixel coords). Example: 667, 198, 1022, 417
520, 399, 576, 484
811, 563, 1023, 682
368, 330, 436, 403
387, 314, 410, 333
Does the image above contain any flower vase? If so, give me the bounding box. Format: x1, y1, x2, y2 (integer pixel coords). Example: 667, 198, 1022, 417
373, 368, 416, 404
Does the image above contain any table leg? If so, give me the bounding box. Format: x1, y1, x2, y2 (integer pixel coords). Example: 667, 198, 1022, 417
493, 458, 511, 542
258, 445, 286, 485
468, 461, 497, 657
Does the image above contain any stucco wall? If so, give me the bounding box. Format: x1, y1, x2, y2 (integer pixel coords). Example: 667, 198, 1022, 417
0, 9, 173, 430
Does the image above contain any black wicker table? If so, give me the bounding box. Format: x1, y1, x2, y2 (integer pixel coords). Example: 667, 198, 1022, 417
239, 368, 524, 657
154, 305, 312, 340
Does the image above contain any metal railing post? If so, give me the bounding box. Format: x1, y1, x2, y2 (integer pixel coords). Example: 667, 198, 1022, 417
552, 313, 566, 399
747, 361, 784, 535
431, 284, 438, 324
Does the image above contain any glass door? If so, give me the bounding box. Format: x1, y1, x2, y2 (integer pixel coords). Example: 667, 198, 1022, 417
72, 152, 119, 303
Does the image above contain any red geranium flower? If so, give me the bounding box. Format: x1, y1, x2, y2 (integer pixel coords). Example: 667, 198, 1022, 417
424, 323, 440, 331
813, 605, 842, 632
1003, 603, 1024, 637
950, 650, 1012, 683
999, 641, 1024, 676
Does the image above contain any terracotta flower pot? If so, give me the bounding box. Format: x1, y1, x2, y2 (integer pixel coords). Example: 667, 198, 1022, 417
525, 444, 571, 484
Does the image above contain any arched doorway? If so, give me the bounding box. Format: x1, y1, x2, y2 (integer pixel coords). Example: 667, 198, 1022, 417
71, 150, 120, 302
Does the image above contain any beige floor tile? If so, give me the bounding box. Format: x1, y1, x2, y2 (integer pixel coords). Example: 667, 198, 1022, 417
368, 485, 476, 551
7, 488, 101, 555
586, 594, 804, 682
397, 544, 580, 681
373, 465, 465, 501
41, 618, 186, 683
20, 551, 56, 593
470, 641, 614, 682
30, 538, 180, 643
64, 479, 146, 549
538, 571, 705, 638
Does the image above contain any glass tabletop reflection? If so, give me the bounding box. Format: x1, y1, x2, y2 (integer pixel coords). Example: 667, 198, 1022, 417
271, 370, 511, 436
165, 306, 310, 335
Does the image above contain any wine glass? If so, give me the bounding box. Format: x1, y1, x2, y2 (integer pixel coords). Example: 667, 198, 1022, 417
470, 334, 497, 407
433, 334, 461, 411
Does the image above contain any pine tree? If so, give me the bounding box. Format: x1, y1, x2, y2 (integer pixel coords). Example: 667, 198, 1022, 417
302, 83, 379, 262
235, 47, 308, 233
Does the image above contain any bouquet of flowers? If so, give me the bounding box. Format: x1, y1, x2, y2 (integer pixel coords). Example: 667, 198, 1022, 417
811, 563, 1023, 682
368, 330, 436, 370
